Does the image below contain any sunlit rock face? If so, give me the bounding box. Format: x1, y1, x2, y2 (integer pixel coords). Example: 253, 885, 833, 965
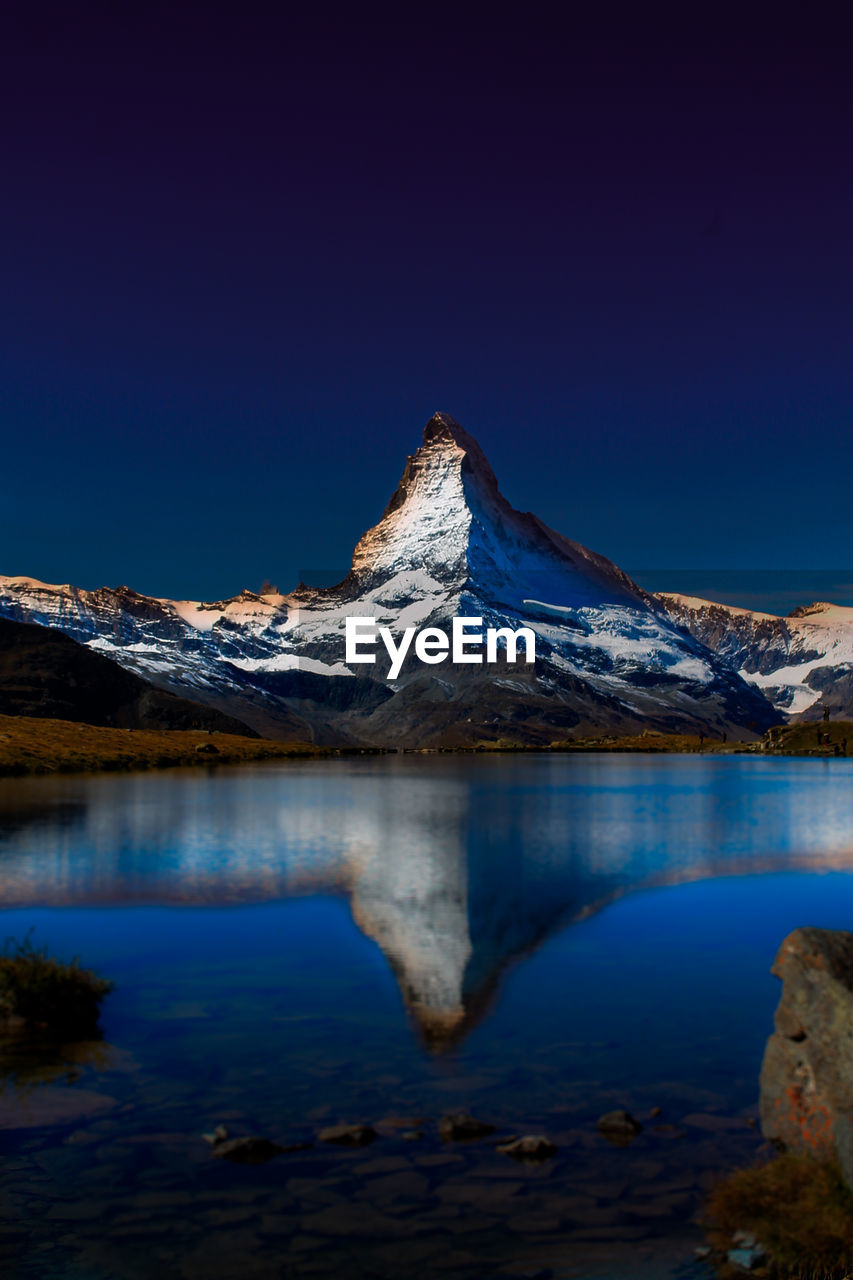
657, 593, 853, 721
0, 414, 778, 743
760, 928, 853, 1186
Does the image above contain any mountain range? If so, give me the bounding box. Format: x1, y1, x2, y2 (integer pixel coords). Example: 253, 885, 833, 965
1, 412, 846, 744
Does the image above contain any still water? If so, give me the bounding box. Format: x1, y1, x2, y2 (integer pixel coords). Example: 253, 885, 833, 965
2, 753, 853, 1279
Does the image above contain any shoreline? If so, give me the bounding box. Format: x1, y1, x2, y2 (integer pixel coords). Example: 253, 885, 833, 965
0, 714, 383, 778
2, 715, 851, 778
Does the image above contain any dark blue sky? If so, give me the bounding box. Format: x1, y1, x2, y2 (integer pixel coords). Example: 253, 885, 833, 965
2, 6, 852, 600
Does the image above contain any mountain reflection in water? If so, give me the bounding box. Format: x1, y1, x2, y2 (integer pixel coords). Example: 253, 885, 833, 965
2, 754, 853, 1052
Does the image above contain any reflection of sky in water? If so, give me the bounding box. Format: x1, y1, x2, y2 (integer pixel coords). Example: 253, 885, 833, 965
2, 755, 853, 1048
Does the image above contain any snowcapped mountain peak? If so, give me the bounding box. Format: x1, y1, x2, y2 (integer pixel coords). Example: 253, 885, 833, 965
350, 413, 646, 615
350, 413, 488, 588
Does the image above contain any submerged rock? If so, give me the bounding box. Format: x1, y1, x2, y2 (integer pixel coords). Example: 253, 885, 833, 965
496, 1134, 558, 1162
727, 1230, 768, 1271
317, 1123, 378, 1147
438, 1112, 496, 1141
759, 927, 853, 1186
211, 1136, 285, 1164
597, 1109, 643, 1145
202, 1125, 310, 1161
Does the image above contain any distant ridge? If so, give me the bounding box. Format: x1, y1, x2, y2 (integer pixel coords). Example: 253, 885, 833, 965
631, 569, 853, 618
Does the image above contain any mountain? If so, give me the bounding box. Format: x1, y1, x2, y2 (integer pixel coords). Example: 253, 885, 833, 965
657, 594, 853, 720
0, 617, 259, 735
0, 413, 779, 744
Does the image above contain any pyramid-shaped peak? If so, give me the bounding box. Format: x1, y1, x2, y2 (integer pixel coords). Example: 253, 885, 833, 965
420, 413, 498, 486
422, 411, 482, 454
349, 413, 500, 587
349, 410, 647, 610
423, 411, 465, 441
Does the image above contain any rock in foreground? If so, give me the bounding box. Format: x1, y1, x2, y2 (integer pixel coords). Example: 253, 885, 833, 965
759, 927, 853, 1186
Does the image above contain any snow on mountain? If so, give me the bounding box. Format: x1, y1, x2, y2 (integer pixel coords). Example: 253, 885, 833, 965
0, 414, 780, 744
657, 594, 853, 719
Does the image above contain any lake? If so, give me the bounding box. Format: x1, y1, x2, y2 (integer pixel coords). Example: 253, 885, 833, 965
3, 753, 853, 1279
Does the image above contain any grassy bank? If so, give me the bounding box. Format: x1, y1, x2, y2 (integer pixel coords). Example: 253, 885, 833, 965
0, 714, 340, 776
541, 732, 736, 753
762, 719, 853, 757
474, 724, 853, 756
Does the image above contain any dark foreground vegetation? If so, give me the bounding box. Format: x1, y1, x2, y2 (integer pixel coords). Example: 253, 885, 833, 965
706, 1153, 853, 1278
0, 933, 113, 1036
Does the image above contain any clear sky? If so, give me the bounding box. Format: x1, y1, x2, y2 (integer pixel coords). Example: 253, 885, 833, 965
2, 6, 852, 600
